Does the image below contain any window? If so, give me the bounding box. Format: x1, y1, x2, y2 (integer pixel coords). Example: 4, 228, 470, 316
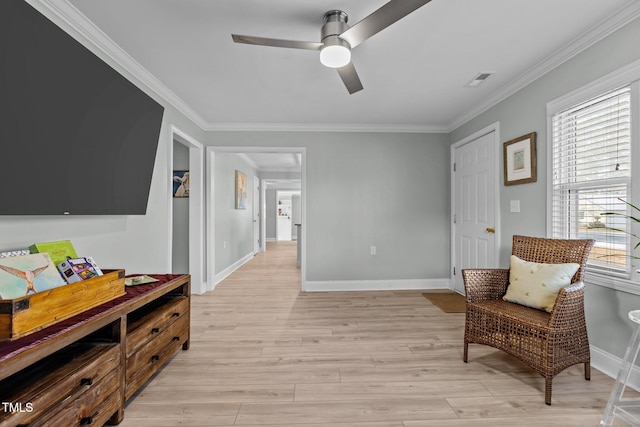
550, 86, 634, 278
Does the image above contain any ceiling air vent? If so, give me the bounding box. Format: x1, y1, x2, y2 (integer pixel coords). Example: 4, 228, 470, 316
465, 72, 494, 88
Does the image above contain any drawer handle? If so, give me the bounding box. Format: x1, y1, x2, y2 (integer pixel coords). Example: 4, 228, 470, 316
173, 336, 180, 342
80, 411, 98, 425
151, 327, 160, 334
18, 377, 97, 426
151, 355, 160, 362
172, 312, 180, 317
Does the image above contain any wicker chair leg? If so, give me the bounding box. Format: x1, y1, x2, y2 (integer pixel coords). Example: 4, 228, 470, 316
545, 377, 552, 405
585, 362, 591, 380
463, 339, 468, 363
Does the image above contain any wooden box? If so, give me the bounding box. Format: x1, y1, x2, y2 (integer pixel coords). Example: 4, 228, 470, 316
0, 269, 125, 341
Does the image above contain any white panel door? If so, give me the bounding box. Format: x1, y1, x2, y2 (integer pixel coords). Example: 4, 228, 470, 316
454, 131, 497, 294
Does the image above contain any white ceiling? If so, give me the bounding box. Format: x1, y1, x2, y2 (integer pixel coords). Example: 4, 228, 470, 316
54, 0, 639, 134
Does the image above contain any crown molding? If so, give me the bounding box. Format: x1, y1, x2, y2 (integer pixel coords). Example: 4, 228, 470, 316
32, 0, 640, 136
259, 167, 302, 173
204, 122, 449, 133
34, 0, 208, 130
32, 1, 446, 135
447, 0, 640, 132
237, 153, 302, 173
236, 153, 259, 170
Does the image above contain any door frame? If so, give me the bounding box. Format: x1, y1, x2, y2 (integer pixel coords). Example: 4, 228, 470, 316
262, 179, 301, 248
450, 122, 501, 291
275, 190, 287, 241
275, 190, 300, 241
206, 146, 306, 292
168, 125, 206, 295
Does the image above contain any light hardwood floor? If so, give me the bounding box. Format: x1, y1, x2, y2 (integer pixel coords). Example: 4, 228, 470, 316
118, 241, 617, 426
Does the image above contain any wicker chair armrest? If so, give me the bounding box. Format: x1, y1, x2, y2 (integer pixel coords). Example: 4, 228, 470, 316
549, 281, 586, 327
461, 268, 510, 302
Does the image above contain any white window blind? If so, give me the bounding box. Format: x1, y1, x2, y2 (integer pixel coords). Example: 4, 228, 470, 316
551, 86, 632, 275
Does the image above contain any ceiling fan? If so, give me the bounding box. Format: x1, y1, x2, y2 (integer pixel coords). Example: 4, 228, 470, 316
231, 0, 433, 94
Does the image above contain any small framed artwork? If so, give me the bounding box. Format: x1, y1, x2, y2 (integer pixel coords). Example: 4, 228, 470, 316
235, 170, 247, 209
503, 132, 537, 186
172, 171, 190, 198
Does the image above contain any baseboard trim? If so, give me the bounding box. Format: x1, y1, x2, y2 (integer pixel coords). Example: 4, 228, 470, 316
265, 237, 277, 242
212, 252, 254, 288
304, 278, 451, 292
592, 345, 639, 391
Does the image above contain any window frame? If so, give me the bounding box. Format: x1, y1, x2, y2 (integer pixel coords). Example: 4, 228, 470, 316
547, 59, 640, 293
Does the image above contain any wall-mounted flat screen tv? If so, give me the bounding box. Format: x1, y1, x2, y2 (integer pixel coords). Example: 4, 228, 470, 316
0, 0, 164, 215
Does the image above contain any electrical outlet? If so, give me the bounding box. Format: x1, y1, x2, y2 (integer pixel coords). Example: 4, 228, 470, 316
370, 246, 376, 255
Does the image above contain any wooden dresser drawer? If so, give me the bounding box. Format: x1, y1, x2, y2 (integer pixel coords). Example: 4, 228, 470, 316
125, 314, 189, 400
0, 343, 120, 427
127, 296, 189, 357
29, 368, 121, 427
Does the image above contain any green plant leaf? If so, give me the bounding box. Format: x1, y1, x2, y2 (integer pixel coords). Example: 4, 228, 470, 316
598, 197, 640, 260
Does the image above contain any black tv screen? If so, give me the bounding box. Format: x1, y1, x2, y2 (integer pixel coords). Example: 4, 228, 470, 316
0, 0, 164, 215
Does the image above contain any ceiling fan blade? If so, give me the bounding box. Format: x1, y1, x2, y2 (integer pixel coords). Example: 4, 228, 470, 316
232, 34, 323, 51
339, 0, 432, 48
336, 62, 363, 94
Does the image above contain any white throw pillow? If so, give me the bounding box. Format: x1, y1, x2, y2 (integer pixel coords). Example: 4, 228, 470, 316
503, 255, 580, 313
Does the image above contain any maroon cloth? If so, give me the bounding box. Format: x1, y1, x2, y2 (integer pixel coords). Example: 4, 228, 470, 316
0, 274, 185, 363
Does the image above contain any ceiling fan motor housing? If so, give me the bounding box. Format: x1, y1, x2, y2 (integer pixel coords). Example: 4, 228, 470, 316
321, 10, 350, 46
320, 10, 351, 68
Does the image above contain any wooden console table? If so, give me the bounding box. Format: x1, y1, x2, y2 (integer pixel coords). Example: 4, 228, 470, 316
0, 273, 190, 426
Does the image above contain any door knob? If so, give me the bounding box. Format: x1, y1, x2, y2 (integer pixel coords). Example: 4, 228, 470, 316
486, 227, 495, 233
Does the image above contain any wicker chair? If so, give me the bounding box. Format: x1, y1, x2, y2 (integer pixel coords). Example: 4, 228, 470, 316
462, 234, 595, 405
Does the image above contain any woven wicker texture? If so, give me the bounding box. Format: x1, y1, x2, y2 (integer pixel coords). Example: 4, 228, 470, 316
462, 235, 594, 405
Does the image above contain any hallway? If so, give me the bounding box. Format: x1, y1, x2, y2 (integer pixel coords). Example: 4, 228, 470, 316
119, 241, 614, 426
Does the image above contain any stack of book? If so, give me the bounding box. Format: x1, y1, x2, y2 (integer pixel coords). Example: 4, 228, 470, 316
57, 256, 103, 283
0, 240, 105, 298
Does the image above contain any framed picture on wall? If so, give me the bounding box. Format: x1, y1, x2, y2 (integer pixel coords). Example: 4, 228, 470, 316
503, 132, 537, 186
172, 171, 190, 198
235, 170, 247, 209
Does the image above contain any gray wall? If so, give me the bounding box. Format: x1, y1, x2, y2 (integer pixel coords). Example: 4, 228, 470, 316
214, 153, 257, 274
265, 189, 278, 240
292, 194, 301, 239
450, 17, 640, 359
172, 142, 189, 273
207, 132, 451, 282
0, 1, 206, 275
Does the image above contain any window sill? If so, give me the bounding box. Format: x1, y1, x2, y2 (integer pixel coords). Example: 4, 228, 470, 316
585, 271, 640, 295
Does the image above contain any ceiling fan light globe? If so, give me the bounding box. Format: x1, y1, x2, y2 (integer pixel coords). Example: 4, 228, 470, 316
320, 43, 350, 68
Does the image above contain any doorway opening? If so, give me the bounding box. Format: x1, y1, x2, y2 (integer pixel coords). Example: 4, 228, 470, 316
171, 140, 189, 272
169, 126, 205, 294
206, 147, 306, 291
275, 190, 301, 241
